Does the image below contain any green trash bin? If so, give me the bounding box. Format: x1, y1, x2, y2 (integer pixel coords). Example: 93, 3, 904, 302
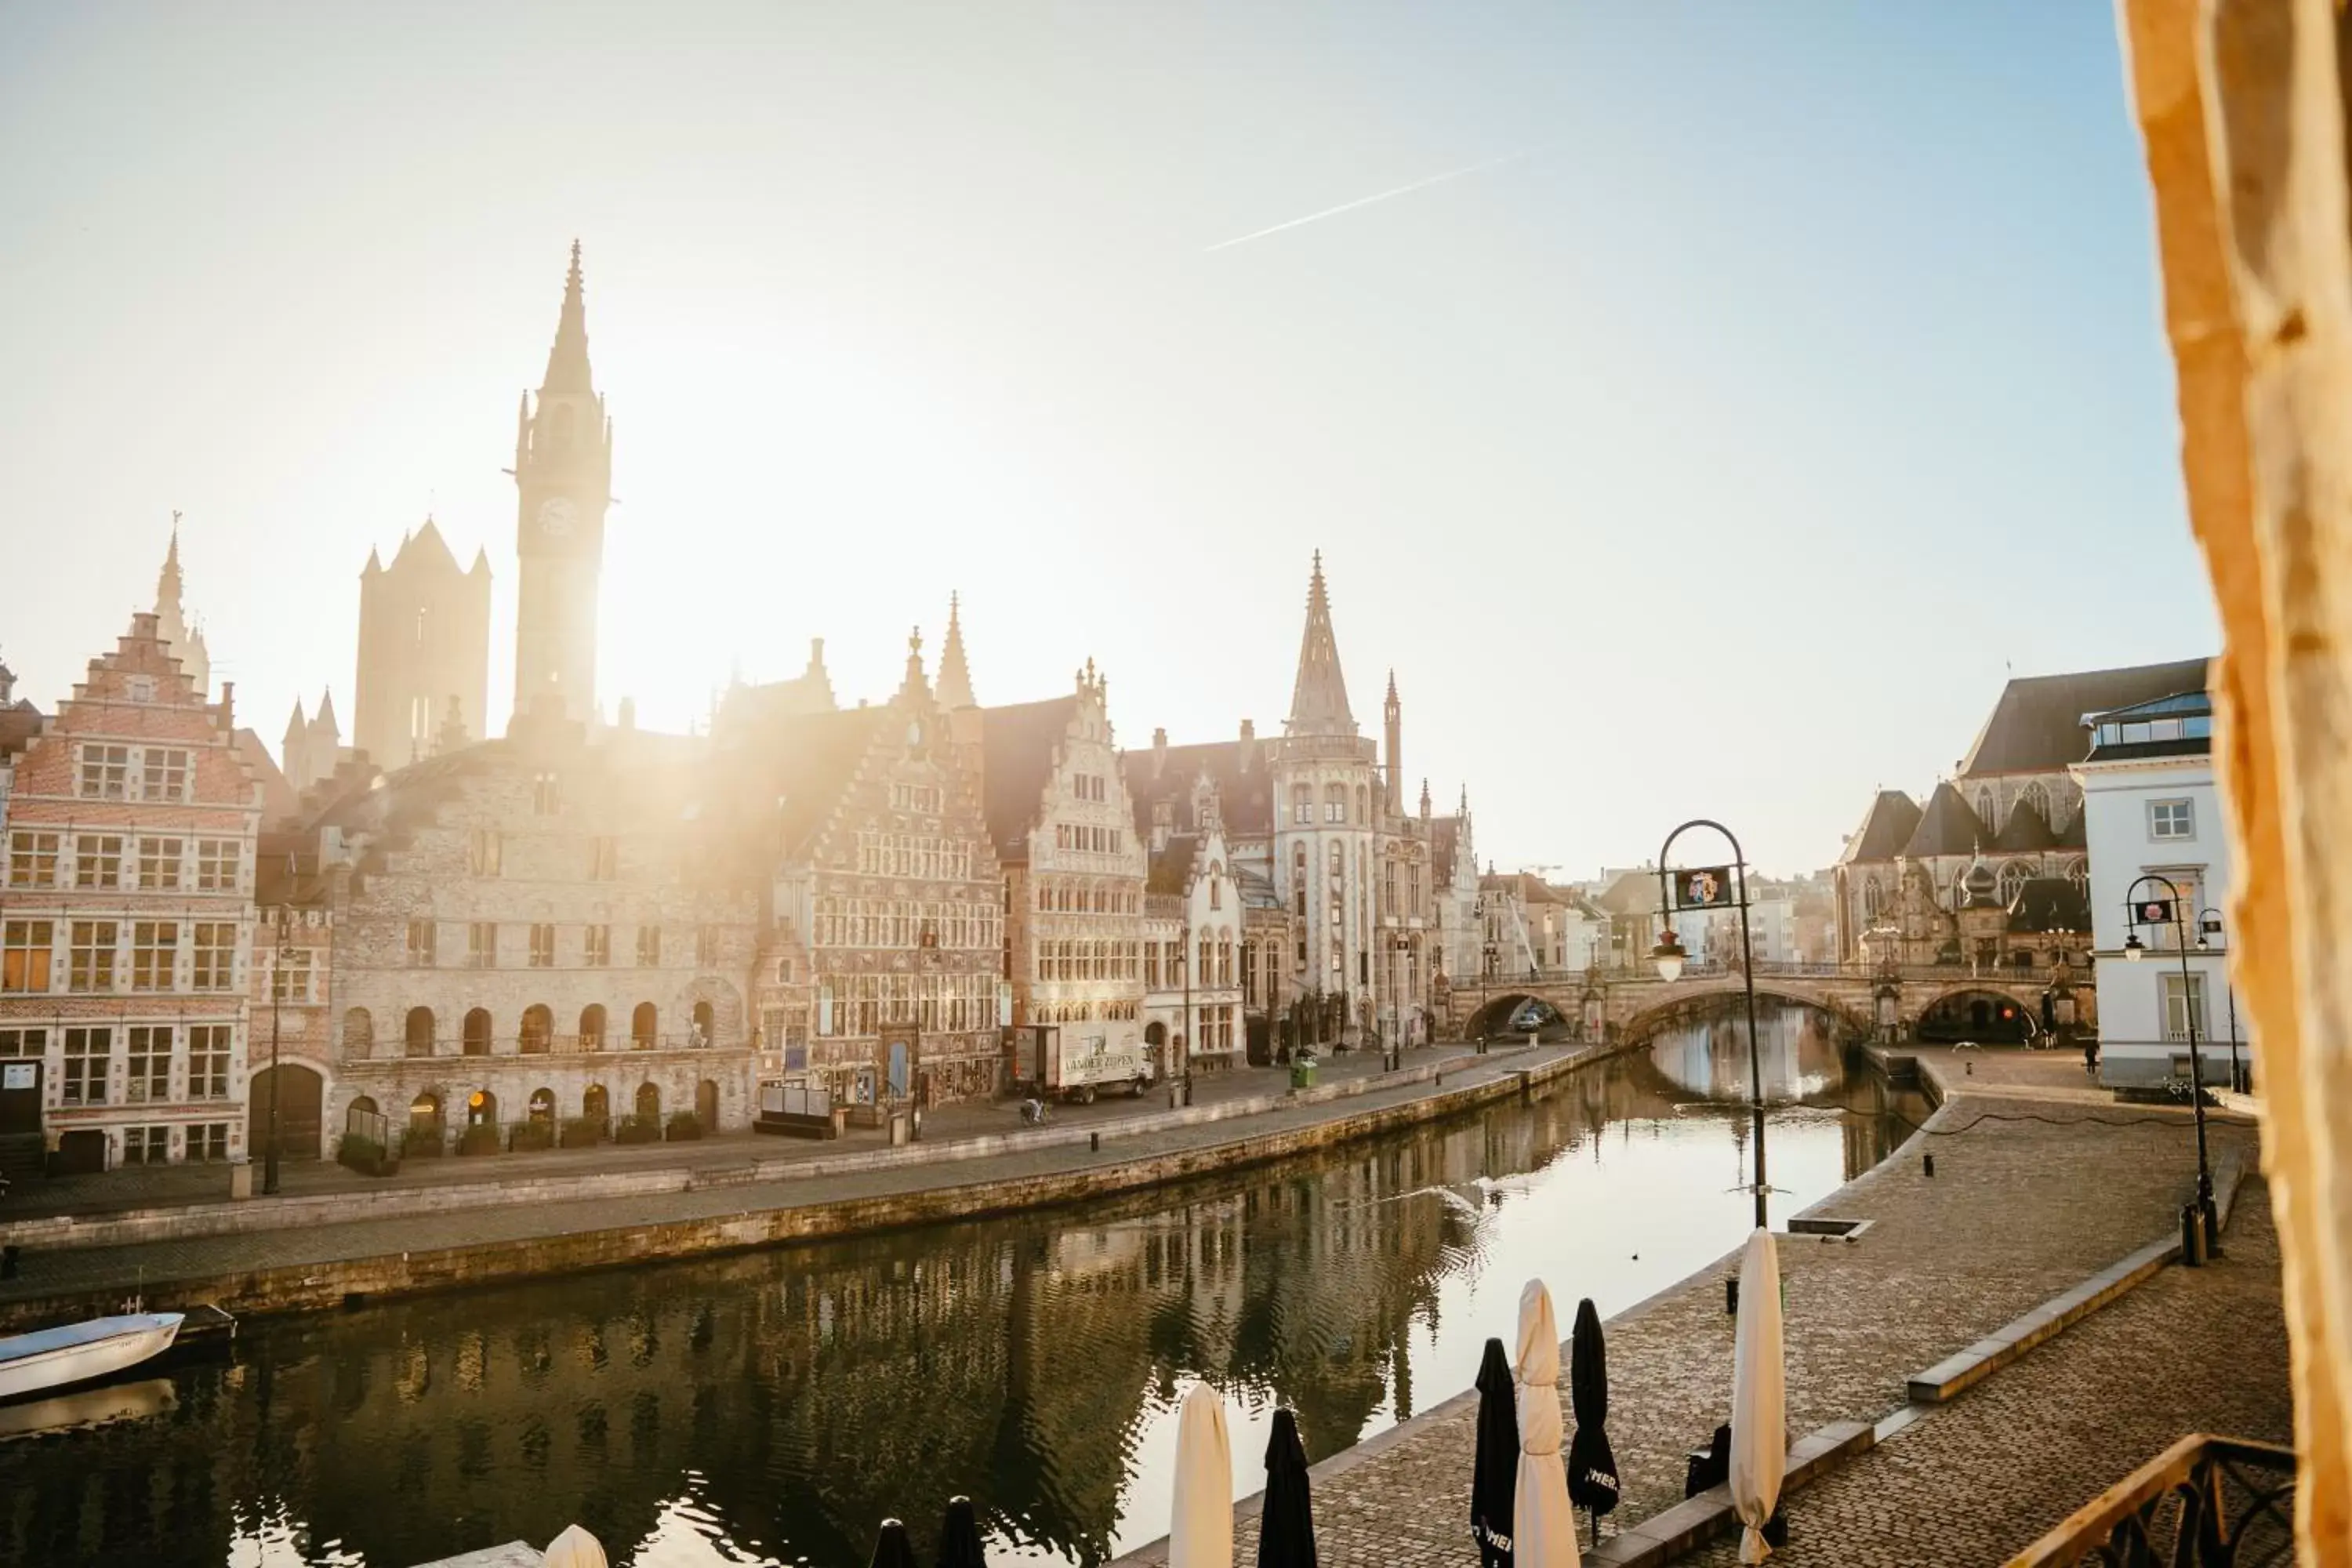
1290, 1058, 1317, 1091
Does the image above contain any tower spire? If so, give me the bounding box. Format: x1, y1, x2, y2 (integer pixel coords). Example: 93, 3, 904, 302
541, 239, 594, 395
935, 591, 976, 710
158, 510, 184, 610
1284, 551, 1356, 736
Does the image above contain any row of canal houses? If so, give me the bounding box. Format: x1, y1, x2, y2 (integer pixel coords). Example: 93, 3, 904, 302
0, 558, 1483, 1174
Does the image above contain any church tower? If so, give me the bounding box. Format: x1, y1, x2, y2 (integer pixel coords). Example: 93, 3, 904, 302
153, 514, 211, 701
354, 519, 491, 768
511, 241, 612, 728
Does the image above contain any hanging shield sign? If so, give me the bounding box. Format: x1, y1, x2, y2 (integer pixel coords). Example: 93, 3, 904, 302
2136, 898, 2175, 926
1671, 866, 1737, 911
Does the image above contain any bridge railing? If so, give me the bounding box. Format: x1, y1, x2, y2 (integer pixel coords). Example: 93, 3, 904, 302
2009, 1433, 2294, 1566
1457, 960, 2063, 989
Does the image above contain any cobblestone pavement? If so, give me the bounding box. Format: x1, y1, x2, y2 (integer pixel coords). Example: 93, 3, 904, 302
1132, 1088, 2263, 1568
0, 1043, 1568, 1309
1682, 1180, 2290, 1567
8, 1047, 1419, 1221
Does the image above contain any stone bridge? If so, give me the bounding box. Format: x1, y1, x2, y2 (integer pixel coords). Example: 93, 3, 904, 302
1443, 963, 2062, 1047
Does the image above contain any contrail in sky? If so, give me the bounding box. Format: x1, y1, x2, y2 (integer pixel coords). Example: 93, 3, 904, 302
1203, 150, 1531, 253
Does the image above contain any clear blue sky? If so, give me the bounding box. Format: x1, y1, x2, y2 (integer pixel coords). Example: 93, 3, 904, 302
0, 2, 2217, 875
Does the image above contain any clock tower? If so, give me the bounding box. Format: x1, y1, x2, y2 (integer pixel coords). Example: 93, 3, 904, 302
511, 240, 612, 728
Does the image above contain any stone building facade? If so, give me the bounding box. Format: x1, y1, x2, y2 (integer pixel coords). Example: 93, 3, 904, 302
295, 703, 762, 1152
728, 637, 1006, 1109
0, 612, 263, 1170
354, 518, 492, 769
1143, 818, 1247, 1075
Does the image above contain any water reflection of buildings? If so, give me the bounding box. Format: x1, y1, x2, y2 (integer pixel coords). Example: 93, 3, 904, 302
0, 1032, 1917, 1568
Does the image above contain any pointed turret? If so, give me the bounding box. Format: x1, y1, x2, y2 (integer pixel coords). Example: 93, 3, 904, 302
151, 510, 210, 699
542, 238, 595, 396
312, 688, 339, 741
1285, 552, 1356, 736
935, 592, 976, 710
284, 698, 308, 749
363, 546, 383, 576
1383, 668, 1403, 813
1420, 777, 1432, 819
897, 626, 930, 702
157, 513, 185, 612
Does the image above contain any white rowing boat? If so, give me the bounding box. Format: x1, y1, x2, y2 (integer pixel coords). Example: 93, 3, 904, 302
0, 1312, 183, 1401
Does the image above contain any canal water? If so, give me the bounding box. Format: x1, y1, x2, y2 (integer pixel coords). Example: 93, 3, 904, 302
0, 1004, 1924, 1568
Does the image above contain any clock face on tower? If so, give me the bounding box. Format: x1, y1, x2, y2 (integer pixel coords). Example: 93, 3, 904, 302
536, 496, 577, 537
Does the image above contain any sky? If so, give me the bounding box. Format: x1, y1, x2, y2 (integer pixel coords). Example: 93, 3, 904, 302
0, 2, 2220, 877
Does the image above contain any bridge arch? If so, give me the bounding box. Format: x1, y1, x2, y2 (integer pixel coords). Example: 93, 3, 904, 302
1618, 982, 1872, 1047
1915, 984, 2043, 1044
1465, 991, 1571, 1041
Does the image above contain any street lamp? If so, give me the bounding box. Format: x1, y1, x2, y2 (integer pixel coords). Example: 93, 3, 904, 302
2123, 875, 2218, 1260
1650, 819, 1769, 1230
2194, 907, 2243, 1094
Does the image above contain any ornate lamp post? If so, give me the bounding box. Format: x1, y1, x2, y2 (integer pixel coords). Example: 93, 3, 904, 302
2194, 908, 2243, 1094
1650, 820, 1769, 1229
2122, 874, 2218, 1259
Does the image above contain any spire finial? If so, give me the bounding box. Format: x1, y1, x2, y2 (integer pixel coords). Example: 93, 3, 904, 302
909, 624, 922, 658
1285, 552, 1356, 736
935, 593, 976, 709
540, 240, 595, 395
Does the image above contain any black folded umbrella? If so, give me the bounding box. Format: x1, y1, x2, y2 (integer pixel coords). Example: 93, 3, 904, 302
1256, 1406, 1318, 1567
1566, 1297, 1621, 1540
938, 1495, 988, 1568
1470, 1335, 1516, 1568
868, 1518, 919, 1568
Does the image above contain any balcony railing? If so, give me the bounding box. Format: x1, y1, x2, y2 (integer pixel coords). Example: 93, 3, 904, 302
2009, 1434, 2294, 1566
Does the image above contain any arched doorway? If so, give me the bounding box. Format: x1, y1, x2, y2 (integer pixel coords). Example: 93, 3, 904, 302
632, 1002, 658, 1049
1145, 1020, 1169, 1076
463, 1008, 492, 1056
248, 1064, 325, 1159
466, 1088, 498, 1127
1916, 990, 2034, 1045
579, 1004, 607, 1051
528, 1088, 556, 1123
635, 1082, 661, 1123
695, 1079, 719, 1128
691, 1000, 715, 1045
583, 1083, 610, 1125
520, 1004, 553, 1054
408, 1091, 444, 1145
405, 1007, 434, 1058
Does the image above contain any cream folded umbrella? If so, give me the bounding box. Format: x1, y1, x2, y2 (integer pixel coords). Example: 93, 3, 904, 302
1512, 1279, 1581, 1568
1730, 1228, 1787, 1563
1171, 1382, 1236, 1568
542, 1524, 607, 1568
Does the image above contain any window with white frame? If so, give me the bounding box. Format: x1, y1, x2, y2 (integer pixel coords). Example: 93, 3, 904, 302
130, 920, 180, 992
78, 743, 129, 800
74, 833, 124, 890
125, 1025, 171, 1102
2162, 972, 2210, 1043
67, 920, 118, 993
187, 1025, 231, 1099
138, 836, 183, 891
141, 747, 191, 802
194, 838, 240, 891
123, 1126, 171, 1166
273, 946, 315, 1002
0, 1027, 47, 1058
6, 831, 60, 888
61, 1026, 110, 1105
2150, 799, 2195, 840
189, 1122, 231, 1162
2, 920, 53, 994
190, 922, 236, 990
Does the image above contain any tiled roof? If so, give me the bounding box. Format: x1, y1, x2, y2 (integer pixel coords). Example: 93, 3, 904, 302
978, 695, 1079, 861
1148, 833, 1200, 896
230, 727, 301, 824
1991, 797, 2056, 853
1592, 869, 1660, 917
1121, 738, 1275, 839
1901, 782, 1985, 859
1840, 790, 1922, 865
0, 699, 42, 764
716, 704, 891, 856
1958, 658, 2210, 776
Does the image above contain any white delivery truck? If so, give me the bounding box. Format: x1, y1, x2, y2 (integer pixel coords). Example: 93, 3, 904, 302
1018, 1025, 1153, 1105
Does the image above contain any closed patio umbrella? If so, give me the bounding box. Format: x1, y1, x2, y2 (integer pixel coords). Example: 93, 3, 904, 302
541, 1525, 606, 1568
868, 1519, 920, 1568
1171, 1383, 1235, 1568
1255, 1406, 1318, 1568
1513, 1279, 1581, 1568
1730, 1229, 1787, 1563
1470, 1337, 1517, 1568
1566, 1297, 1620, 1541
938, 1495, 988, 1568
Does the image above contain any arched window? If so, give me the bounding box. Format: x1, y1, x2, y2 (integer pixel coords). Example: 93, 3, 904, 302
519, 1004, 552, 1054
1292, 785, 1312, 826
579, 1004, 606, 1050
2066, 858, 2089, 891
463, 1008, 492, 1056
583, 1083, 610, 1124
343, 1007, 373, 1055
466, 1088, 497, 1127
635, 1082, 661, 1122
1209, 874, 1222, 911
1998, 861, 2032, 903
1860, 877, 1885, 920
1356, 784, 1370, 824
1197, 930, 1213, 978
528, 1088, 555, 1123
2018, 780, 2051, 825
691, 1000, 715, 1044
408, 1091, 442, 1135
1292, 845, 1308, 917
405, 1007, 435, 1058
1976, 787, 1998, 833
346, 1094, 379, 1134
632, 1002, 658, 1049
1324, 783, 1346, 823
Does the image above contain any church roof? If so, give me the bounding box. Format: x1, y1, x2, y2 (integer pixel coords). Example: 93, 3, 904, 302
1903, 782, 1985, 859
542, 240, 595, 396
978, 695, 1080, 861
1840, 790, 1922, 865
1147, 833, 1201, 896
1123, 737, 1275, 840
1284, 554, 1356, 736
1991, 797, 2056, 852
1958, 657, 2210, 777
390, 518, 463, 576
